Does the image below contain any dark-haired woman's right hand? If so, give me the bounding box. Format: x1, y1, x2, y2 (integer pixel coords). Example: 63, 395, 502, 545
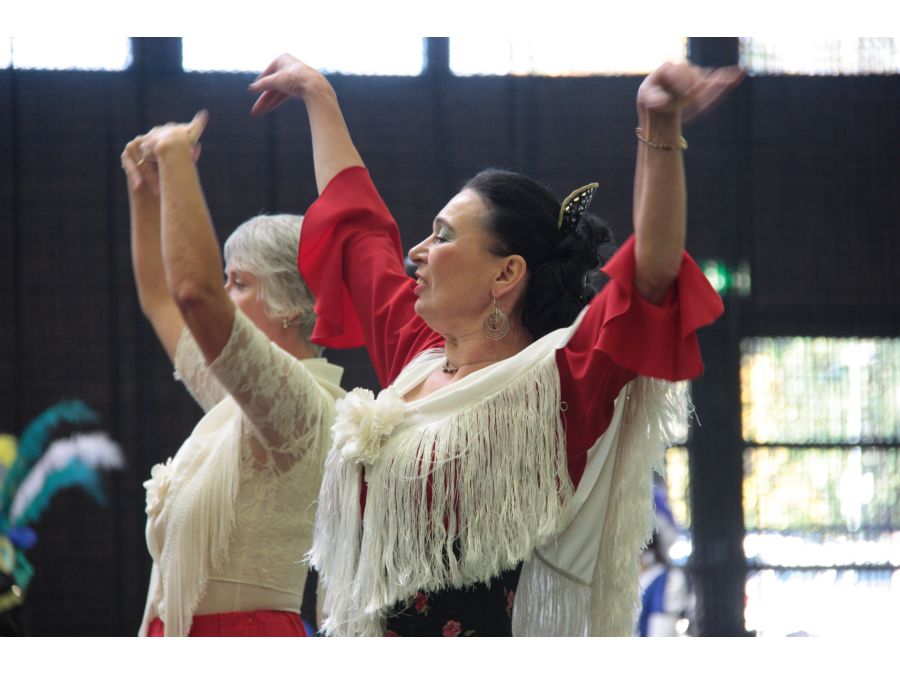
249, 53, 331, 116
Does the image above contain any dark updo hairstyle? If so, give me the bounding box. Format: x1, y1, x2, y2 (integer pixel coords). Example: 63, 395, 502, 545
464, 168, 616, 340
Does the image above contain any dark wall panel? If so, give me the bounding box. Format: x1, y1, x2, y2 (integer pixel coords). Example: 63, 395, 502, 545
0, 70, 16, 434
748, 76, 900, 331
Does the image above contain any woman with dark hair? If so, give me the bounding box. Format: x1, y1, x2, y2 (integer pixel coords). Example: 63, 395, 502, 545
249, 54, 742, 636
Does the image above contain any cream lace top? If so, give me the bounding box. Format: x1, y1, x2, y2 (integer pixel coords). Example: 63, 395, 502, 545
139, 308, 344, 636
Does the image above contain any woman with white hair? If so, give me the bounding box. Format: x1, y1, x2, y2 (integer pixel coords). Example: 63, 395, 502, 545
122, 111, 344, 637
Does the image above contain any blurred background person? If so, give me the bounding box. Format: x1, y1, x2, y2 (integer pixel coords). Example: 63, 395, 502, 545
638, 482, 693, 637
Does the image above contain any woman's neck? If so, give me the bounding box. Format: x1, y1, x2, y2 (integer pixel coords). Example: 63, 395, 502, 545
442, 323, 532, 378
276, 335, 319, 361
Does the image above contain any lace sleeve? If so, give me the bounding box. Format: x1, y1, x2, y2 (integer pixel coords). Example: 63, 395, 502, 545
208, 309, 338, 462
173, 326, 228, 412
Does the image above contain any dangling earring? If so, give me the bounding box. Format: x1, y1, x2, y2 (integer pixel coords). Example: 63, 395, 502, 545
281, 317, 294, 330
482, 297, 509, 340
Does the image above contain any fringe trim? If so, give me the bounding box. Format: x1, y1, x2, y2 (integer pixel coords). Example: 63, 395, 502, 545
157, 399, 241, 637
311, 350, 572, 636
510, 376, 689, 636
512, 552, 591, 637
590, 377, 688, 636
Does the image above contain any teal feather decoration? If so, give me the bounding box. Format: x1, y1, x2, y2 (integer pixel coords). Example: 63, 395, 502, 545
14, 459, 104, 527
8, 431, 124, 526
0, 401, 123, 609
0, 400, 99, 513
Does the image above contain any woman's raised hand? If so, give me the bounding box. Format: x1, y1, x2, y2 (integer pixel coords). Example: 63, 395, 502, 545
249, 53, 360, 193
138, 109, 208, 164
249, 53, 327, 115
121, 135, 161, 194
637, 62, 746, 123
122, 110, 207, 194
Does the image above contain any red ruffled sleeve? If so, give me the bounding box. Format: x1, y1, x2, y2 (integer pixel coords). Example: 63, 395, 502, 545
299, 166, 443, 387
558, 235, 724, 486
583, 234, 723, 381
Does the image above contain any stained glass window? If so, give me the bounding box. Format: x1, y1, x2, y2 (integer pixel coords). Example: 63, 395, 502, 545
739, 337, 900, 636
741, 338, 900, 444
740, 37, 899, 75
663, 446, 693, 565
665, 446, 692, 530
744, 447, 900, 542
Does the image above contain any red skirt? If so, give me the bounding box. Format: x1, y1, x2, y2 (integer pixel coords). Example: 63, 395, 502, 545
147, 610, 307, 637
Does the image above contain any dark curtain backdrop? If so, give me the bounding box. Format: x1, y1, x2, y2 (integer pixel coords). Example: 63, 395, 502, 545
1, 59, 897, 635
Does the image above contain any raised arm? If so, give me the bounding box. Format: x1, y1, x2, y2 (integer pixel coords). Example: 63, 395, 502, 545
632, 62, 744, 304
249, 55, 441, 383
121, 136, 185, 361
249, 53, 364, 194
137, 111, 236, 365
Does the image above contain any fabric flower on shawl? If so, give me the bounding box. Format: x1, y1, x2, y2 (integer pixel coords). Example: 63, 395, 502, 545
143, 457, 174, 517
332, 387, 405, 467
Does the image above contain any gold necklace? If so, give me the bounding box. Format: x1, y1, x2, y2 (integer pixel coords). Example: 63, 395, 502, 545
441, 357, 500, 375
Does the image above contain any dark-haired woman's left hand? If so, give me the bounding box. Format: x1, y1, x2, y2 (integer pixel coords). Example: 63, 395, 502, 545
638, 62, 745, 123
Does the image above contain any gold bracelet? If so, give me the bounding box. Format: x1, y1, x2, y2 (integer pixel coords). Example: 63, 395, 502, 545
635, 127, 688, 151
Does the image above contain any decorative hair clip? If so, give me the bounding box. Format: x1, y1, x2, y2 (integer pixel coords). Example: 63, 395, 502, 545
558, 182, 599, 233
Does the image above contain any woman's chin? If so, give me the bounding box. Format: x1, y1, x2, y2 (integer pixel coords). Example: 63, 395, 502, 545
413, 298, 430, 320
413, 300, 443, 333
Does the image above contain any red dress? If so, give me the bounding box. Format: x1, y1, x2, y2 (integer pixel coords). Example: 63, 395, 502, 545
299, 166, 723, 635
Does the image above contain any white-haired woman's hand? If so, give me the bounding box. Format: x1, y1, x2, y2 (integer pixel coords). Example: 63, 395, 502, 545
122, 110, 206, 194
249, 53, 331, 116
637, 62, 745, 123
121, 135, 162, 194
137, 109, 207, 166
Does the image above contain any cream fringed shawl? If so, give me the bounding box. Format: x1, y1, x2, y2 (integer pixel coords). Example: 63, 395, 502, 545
512, 376, 687, 636
311, 310, 688, 636
139, 311, 344, 637
141, 397, 241, 638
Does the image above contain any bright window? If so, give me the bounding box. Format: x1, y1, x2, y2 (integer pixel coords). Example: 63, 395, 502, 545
450, 37, 687, 76
663, 446, 693, 565
744, 568, 899, 637
740, 337, 900, 636
739, 37, 899, 75
1, 36, 132, 70
182, 37, 425, 75
741, 338, 900, 445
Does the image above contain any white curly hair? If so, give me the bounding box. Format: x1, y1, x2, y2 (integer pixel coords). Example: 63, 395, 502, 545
223, 213, 321, 355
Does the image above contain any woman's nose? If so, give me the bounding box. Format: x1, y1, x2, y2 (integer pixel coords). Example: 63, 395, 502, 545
408, 236, 429, 263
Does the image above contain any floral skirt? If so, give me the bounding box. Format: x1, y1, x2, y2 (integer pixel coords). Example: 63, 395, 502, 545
384, 565, 521, 637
